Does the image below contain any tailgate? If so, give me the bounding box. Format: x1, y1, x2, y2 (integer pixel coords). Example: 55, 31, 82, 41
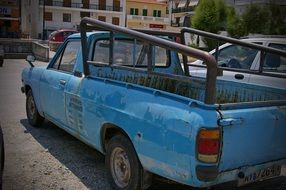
218, 104, 286, 172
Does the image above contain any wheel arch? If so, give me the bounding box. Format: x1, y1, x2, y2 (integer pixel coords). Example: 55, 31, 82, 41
24, 84, 45, 119
100, 122, 133, 154
24, 85, 32, 95
102, 122, 153, 189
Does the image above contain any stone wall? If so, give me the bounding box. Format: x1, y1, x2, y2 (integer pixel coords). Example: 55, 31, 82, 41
0, 39, 49, 62
0, 38, 34, 59
32, 41, 49, 62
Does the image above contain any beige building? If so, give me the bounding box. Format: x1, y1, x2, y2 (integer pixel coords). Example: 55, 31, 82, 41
126, 0, 170, 30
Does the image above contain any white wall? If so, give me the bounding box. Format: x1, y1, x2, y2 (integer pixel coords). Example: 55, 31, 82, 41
22, 0, 127, 38
21, 0, 40, 38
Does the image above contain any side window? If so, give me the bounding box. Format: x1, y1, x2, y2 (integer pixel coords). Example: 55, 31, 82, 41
217, 45, 258, 69
93, 40, 110, 64
52, 40, 80, 73
93, 39, 168, 67
263, 43, 286, 73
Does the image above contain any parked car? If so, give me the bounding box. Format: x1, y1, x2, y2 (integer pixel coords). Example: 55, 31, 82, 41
48, 29, 78, 51
48, 29, 78, 42
189, 37, 286, 89
21, 18, 286, 189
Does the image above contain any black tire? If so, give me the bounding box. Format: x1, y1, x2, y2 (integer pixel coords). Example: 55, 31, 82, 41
105, 135, 144, 190
26, 90, 44, 126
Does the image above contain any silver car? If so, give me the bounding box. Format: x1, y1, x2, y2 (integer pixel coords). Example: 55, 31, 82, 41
189, 37, 286, 89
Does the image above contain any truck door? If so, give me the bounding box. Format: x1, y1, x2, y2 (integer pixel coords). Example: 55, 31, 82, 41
249, 42, 286, 89
40, 40, 80, 127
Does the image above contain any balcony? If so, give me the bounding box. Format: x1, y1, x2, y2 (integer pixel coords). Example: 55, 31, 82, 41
39, 0, 123, 12
127, 15, 169, 24
172, 6, 195, 13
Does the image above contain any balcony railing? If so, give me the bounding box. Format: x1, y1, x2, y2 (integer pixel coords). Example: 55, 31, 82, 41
172, 6, 195, 13
39, 0, 123, 12
127, 15, 169, 24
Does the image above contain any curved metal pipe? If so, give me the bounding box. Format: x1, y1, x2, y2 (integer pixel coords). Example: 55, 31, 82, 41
80, 17, 217, 104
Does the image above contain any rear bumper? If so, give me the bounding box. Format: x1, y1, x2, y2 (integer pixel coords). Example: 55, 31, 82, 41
195, 159, 286, 188
213, 176, 286, 189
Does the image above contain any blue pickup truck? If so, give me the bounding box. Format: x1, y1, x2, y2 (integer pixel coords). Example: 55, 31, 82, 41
21, 18, 286, 189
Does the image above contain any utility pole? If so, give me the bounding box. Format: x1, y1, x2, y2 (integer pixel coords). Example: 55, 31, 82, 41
42, 0, 46, 40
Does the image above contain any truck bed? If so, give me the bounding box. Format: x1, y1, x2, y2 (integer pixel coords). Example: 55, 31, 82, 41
89, 65, 286, 104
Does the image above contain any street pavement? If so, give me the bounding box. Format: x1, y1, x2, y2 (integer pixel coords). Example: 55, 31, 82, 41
0, 59, 285, 190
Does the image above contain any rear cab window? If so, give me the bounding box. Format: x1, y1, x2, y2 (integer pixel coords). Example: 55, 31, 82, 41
92, 38, 169, 68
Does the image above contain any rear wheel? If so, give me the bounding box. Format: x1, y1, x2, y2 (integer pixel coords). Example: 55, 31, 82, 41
26, 90, 44, 126
105, 135, 151, 190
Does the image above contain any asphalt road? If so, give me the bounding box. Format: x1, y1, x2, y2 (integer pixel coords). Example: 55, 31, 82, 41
0, 59, 285, 190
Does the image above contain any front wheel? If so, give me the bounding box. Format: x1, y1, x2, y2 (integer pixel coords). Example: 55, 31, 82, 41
26, 90, 44, 126
105, 135, 151, 190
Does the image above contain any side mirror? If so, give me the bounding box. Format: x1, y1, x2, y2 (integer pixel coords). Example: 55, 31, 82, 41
26, 55, 35, 62
25, 55, 35, 67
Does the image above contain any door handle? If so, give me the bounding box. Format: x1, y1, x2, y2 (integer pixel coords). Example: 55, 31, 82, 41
59, 79, 66, 85
234, 74, 244, 80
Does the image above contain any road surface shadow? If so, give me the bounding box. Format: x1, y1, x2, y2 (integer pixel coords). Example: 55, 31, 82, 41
20, 119, 285, 190
20, 119, 197, 190
20, 119, 110, 189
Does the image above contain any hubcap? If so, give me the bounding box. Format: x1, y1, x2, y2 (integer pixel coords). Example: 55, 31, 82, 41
110, 147, 131, 188
28, 95, 36, 120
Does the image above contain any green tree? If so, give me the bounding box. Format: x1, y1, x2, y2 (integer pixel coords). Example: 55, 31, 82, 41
226, 7, 246, 38
191, 0, 228, 49
267, 3, 286, 35
215, 0, 228, 30
191, 0, 220, 33
242, 4, 270, 34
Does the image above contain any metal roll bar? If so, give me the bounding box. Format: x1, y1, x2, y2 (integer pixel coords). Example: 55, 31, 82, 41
80, 17, 217, 104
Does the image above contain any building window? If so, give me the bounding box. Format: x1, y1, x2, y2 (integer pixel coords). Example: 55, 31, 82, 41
63, 0, 71, 7
130, 8, 134, 15
112, 17, 119, 25
130, 8, 138, 15
98, 16, 106, 22
99, 0, 106, 10
82, 0, 90, 9
63, 13, 71, 22
80, 12, 90, 18
113, 0, 120, 11
44, 12, 52, 21
45, 0, 52, 6
153, 10, 156, 17
143, 9, 147, 16
153, 10, 161, 17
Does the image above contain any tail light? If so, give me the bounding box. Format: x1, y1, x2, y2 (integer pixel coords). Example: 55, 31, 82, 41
197, 128, 221, 163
